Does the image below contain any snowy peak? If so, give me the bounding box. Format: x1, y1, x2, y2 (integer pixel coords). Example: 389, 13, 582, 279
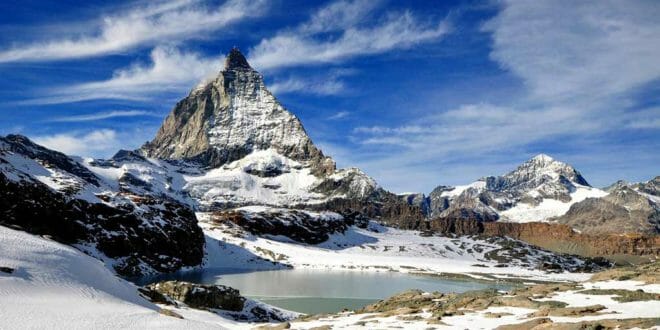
530, 153, 554, 164
424, 154, 601, 222
500, 154, 590, 188
141, 47, 334, 175
224, 47, 252, 70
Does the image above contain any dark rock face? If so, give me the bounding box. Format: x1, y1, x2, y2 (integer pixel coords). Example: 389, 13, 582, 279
399, 193, 431, 216
428, 218, 660, 261
146, 281, 245, 311
637, 176, 660, 196
307, 189, 425, 229
0, 135, 205, 277
211, 209, 349, 244
0, 266, 14, 274
0, 172, 204, 277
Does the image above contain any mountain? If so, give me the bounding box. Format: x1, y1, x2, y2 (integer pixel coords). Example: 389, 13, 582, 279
0, 48, 427, 278
142, 48, 334, 176
423, 154, 606, 223
554, 177, 660, 235
416, 155, 659, 235
141, 47, 422, 226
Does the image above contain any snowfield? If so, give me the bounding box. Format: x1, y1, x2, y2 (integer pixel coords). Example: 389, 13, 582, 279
198, 212, 592, 283
1, 224, 657, 330
0, 225, 267, 329
499, 185, 608, 222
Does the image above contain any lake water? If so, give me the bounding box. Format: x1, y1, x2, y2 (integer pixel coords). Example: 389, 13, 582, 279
142, 268, 512, 314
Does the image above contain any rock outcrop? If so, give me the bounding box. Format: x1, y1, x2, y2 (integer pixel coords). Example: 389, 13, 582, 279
145, 281, 245, 311
428, 218, 659, 262
211, 208, 351, 244
143, 280, 294, 322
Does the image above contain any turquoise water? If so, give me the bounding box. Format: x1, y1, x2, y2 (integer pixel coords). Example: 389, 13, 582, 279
143, 268, 511, 314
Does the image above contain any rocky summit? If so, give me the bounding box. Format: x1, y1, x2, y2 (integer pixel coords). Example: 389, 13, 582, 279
142, 48, 334, 176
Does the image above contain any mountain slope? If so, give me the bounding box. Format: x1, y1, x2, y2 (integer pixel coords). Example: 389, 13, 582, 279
418, 155, 659, 235
0, 135, 205, 277
555, 177, 660, 235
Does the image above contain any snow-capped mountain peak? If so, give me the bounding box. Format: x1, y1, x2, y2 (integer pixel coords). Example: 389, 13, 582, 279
224, 47, 252, 70
530, 153, 554, 163
425, 154, 603, 223
499, 154, 590, 189
141, 48, 334, 175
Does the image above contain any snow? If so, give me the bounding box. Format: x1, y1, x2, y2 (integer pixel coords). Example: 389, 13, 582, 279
583, 280, 660, 294
0, 225, 302, 329
533, 284, 660, 323
500, 185, 608, 222
183, 149, 326, 209
440, 181, 487, 197
0, 226, 222, 329
198, 213, 591, 283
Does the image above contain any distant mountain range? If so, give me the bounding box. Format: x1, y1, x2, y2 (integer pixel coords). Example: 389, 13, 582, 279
400, 155, 659, 235
1, 48, 657, 277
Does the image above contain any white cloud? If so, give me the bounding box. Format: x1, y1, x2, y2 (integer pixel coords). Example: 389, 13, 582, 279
328, 111, 350, 120
482, 0, 660, 102
0, 0, 266, 63
33, 129, 121, 157
48, 110, 159, 122
268, 75, 345, 96
248, 1, 450, 70
28, 46, 223, 104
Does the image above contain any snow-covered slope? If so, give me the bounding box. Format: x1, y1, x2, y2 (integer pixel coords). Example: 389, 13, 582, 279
0, 225, 300, 329
0, 226, 215, 329
500, 184, 607, 222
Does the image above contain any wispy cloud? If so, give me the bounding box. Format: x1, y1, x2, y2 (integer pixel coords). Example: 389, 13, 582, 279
32, 129, 121, 157
249, 0, 450, 70
268, 69, 356, 96
482, 0, 660, 102
269, 77, 345, 96
31, 126, 158, 158
47, 110, 159, 122
26, 46, 223, 104
328, 111, 350, 120
0, 0, 266, 63
343, 0, 660, 192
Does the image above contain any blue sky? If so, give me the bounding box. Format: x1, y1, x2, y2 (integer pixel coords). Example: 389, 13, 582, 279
0, 0, 658, 193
